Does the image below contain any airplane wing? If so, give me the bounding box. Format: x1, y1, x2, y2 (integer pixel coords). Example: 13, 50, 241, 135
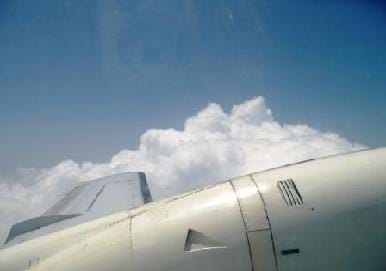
4, 172, 152, 246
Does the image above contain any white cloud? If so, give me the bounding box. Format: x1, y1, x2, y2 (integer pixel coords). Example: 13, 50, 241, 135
0, 96, 365, 242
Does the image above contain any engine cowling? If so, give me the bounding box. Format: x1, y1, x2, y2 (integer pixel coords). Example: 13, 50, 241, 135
1, 148, 386, 271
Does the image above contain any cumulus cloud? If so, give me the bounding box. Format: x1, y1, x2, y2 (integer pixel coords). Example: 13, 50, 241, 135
0, 96, 365, 242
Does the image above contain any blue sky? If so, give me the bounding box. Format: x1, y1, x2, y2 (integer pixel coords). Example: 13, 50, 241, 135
0, 0, 385, 174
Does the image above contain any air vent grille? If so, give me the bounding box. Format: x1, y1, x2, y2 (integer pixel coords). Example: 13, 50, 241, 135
277, 179, 303, 206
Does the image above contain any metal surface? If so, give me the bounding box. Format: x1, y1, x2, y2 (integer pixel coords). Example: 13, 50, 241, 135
252, 148, 386, 271
131, 182, 252, 271
4, 172, 151, 247
231, 176, 277, 271
43, 172, 151, 217
0, 212, 132, 271
231, 176, 270, 231
5, 214, 80, 244
1, 148, 386, 271
247, 231, 277, 271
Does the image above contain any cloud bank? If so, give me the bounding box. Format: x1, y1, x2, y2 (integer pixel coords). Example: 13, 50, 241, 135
0, 96, 365, 242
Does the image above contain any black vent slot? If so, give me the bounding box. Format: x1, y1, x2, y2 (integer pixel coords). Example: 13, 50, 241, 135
277, 179, 303, 206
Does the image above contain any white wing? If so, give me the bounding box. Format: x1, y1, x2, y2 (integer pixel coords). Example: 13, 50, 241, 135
4, 172, 152, 246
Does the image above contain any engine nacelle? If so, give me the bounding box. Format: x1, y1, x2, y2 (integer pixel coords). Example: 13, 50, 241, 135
1, 148, 386, 271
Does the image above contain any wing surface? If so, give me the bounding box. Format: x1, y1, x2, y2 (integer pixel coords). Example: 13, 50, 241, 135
4, 172, 152, 246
